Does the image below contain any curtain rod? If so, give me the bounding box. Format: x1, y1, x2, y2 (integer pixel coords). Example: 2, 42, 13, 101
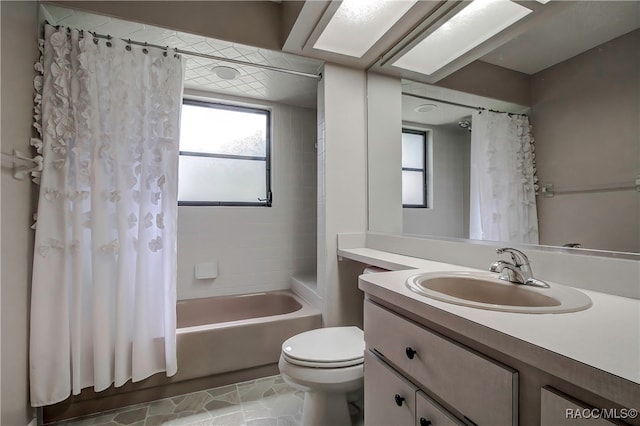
402, 92, 527, 117
52, 25, 322, 81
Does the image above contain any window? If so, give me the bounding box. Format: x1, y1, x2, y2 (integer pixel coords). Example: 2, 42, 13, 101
401, 129, 428, 207
178, 100, 271, 206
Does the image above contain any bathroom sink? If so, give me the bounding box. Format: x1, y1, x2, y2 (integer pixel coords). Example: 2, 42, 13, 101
406, 271, 592, 314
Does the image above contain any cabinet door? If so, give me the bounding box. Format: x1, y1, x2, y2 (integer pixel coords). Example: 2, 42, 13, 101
365, 350, 417, 426
365, 300, 517, 426
416, 391, 465, 426
540, 387, 617, 425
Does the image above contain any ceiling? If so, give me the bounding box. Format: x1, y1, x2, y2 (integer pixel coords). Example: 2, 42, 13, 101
401, 80, 529, 127
40, 1, 640, 113
40, 3, 323, 109
352, 0, 640, 85
397, 1, 639, 127
480, 1, 640, 74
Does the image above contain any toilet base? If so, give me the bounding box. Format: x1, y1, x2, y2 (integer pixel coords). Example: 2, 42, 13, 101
277, 326, 365, 426
302, 390, 351, 426
279, 356, 363, 426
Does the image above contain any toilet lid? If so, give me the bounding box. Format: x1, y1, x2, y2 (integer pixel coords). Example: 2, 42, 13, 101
282, 327, 364, 367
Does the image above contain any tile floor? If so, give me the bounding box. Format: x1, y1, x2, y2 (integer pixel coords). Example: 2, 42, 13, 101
50, 375, 364, 426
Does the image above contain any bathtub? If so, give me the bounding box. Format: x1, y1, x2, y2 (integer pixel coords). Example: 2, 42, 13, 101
44, 290, 322, 423
174, 290, 322, 382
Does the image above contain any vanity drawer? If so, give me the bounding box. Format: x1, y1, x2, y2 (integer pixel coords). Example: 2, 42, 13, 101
365, 350, 417, 426
416, 391, 465, 426
364, 300, 518, 426
540, 387, 617, 425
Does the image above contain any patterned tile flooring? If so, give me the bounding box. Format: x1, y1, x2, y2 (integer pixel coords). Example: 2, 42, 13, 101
50, 375, 364, 426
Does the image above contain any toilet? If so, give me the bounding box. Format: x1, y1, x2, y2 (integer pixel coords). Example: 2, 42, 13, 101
278, 326, 365, 426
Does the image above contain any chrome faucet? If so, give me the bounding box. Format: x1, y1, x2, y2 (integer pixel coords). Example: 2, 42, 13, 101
490, 248, 549, 288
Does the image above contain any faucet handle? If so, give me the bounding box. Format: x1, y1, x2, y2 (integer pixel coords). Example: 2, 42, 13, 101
490, 259, 512, 272
496, 247, 529, 267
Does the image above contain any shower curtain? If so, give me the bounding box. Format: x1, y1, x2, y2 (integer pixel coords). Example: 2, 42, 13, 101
30, 25, 184, 406
469, 110, 539, 244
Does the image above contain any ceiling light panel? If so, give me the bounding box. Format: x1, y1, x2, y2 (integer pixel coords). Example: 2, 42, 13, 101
393, 0, 532, 75
313, 0, 418, 58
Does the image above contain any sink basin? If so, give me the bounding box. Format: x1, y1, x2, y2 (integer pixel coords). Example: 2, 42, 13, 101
406, 271, 592, 314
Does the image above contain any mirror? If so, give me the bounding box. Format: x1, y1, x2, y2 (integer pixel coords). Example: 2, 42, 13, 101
368, 1, 640, 254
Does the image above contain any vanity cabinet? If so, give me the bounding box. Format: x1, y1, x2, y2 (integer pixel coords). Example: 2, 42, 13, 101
540, 387, 617, 425
416, 391, 466, 426
364, 350, 416, 426
364, 299, 518, 425
364, 350, 464, 426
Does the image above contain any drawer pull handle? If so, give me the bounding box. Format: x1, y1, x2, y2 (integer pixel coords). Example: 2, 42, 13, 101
419, 418, 432, 426
405, 347, 417, 359
394, 394, 405, 407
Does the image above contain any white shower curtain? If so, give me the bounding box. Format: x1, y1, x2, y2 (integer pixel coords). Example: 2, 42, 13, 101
30, 25, 184, 406
469, 110, 539, 244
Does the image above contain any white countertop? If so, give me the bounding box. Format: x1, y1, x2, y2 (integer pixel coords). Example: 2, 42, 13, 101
340, 247, 640, 386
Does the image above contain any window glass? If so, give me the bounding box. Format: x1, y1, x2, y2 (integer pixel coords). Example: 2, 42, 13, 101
401, 129, 428, 207
180, 104, 267, 157
178, 156, 267, 203
178, 100, 271, 206
402, 170, 425, 206
402, 132, 424, 169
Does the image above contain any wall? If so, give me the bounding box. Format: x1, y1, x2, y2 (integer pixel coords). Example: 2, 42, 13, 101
403, 124, 470, 239
531, 29, 640, 253
177, 91, 317, 300
47, 1, 284, 51
367, 73, 402, 234
1, 1, 39, 424
318, 64, 368, 327
437, 60, 531, 107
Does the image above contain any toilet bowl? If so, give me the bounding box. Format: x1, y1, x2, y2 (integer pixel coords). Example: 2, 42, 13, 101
278, 326, 364, 426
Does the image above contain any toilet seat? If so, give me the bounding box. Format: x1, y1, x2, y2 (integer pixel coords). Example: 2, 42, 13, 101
282, 352, 363, 368
281, 326, 364, 368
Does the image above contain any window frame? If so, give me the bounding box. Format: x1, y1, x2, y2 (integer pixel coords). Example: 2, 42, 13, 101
401, 128, 428, 208
178, 98, 272, 207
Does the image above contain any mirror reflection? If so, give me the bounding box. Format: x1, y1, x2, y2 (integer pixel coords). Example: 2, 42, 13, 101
394, 1, 639, 254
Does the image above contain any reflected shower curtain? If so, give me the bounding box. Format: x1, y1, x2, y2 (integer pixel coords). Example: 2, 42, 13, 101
469, 110, 539, 244
30, 25, 184, 406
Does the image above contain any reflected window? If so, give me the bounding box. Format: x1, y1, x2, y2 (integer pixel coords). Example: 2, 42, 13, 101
402, 129, 428, 207
178, 100, 271, 206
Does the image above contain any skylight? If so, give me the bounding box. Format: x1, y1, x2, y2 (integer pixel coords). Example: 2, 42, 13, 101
313, 0, 418, 58
392, 0, 532, 75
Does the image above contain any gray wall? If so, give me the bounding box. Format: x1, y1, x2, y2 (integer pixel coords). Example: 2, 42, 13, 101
532, 29, 640, 252
403, 124, 471, 239
48, 0, 285, 51
437, 60, 531, 107
1, 1, 39, 424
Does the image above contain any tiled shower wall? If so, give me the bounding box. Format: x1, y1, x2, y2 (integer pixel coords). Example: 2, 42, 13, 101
177, 93, 317, 300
